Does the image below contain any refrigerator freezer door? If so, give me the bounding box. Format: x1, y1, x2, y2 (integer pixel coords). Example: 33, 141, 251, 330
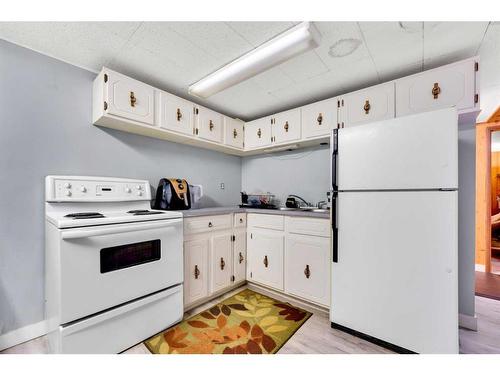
331, 190, 458, 353
338, 107, 458, 191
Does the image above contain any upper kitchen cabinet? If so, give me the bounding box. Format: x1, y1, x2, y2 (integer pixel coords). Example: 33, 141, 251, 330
195, 106, 223, 143
395, 57, 479, 122
157, 91, 195, 136
301, 97, 338, 139
93, 68, 155, 127
340, 82, 395, 128
244, 116, 273, 150
224, 117, 244, 150
272, 108, 301, 145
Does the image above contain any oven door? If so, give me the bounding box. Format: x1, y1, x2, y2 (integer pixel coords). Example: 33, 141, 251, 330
59, 218, 183, 324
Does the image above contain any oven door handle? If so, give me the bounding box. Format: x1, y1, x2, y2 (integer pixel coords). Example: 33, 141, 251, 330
61, 219, 182, 240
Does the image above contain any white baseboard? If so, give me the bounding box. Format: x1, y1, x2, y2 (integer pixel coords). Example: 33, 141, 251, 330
459, 313, 478, 331
0, 320, 48, 351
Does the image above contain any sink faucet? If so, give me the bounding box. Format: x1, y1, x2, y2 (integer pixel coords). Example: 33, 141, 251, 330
288, 194, 312, 208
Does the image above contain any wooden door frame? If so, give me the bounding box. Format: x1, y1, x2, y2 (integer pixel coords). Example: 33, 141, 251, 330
476, 118, 500, 273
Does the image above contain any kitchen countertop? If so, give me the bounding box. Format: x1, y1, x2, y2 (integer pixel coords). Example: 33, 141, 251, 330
179, 206, 330, 219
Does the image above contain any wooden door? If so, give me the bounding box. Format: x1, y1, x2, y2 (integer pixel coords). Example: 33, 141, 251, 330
158, 91, 194, 135
210, 233, 232, 293
244, 117, 272, 149
247, 229, 284, 290
184, 238, 209, 306
301, 97, 338, 138
273, 108, 301, 144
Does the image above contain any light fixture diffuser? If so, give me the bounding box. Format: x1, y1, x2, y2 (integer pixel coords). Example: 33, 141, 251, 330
188, 22, 321, 98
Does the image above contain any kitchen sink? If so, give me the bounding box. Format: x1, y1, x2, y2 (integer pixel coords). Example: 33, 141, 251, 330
276, 207, 330, 213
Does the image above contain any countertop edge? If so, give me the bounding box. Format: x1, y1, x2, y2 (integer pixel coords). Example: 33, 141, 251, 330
178, 207, 330, 219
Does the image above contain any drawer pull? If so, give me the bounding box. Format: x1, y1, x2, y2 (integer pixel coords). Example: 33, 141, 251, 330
317, 113, 323, 125
239, 252, 244, 264
209, 120, 214, 131
208, 222, 213, 228
220, 257, 225, 270
284, 121, 289, 132
257, 128, 262, 138
363, 100, 370, 114
432, 82, 441, 99
130, 91, 137, 107
233, 128, 238, 138
194, 265, 200, 279
263, 255, 268, 268
304, 264, 311, 279
176, 108, 182, 121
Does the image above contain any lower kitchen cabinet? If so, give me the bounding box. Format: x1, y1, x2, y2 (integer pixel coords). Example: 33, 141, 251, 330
233, 229, 246, 284
247, 229, 284, 291
210, 232, 233, 294
184, 238, 209, 306
285, 234, 330, 307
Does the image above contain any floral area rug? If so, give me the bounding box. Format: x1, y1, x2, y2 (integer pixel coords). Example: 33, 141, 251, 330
144, 289, 312, 354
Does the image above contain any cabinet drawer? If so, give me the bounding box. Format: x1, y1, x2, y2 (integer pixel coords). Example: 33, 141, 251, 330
184, 214, 232, 235
285, 234, 330, 306
224, 117, 244, 149
286, 217, 331, 237
247, 213, 284, 231
341, 82, 395, 127
234, 213, 247, 228
105, 70, 155, 126
301, 97, 338, 139
396, 58, 477, 117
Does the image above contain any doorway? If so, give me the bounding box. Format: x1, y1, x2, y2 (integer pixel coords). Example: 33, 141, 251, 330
475, 108, 500, 300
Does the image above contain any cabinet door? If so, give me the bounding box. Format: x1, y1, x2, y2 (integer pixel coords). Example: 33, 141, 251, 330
244, 117, 272, 149
210, 233, 232, 294
158, 91, 194, 136
301, 97, 338, 139
106, 70, 155, 125
196, 106, 223, 143
285, 234, 330, 306
247, 230, 284, 290
396, 59, 477, 117
233, 229, 246, 284
272, 108, 301, 144
341, 82, 395, 127
224, 117, 244, 149
184, 238, 209, 306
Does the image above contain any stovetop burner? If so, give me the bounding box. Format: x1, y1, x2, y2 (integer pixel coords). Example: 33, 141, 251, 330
127, 210, 165, 216
64, 212, 106, 219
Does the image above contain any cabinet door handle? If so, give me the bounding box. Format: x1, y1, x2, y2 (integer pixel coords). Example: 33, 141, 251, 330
209, 120, 214, 131
432, 82, 441, 99
239, 218, 243, 223
363, 100, 370, 114
208, 222, 213, 228
239, 252, 244, 264
233, 128, 238, 138
317, 113, 323, 125
176, 108, 182, 121
284, 121, 289, 132
304, 264, 311, 279
220, 257, 225, 270
263, 255, 268, 268
194, 265, 200, 279
130, 92, 137, 107
257, 128, 262, 138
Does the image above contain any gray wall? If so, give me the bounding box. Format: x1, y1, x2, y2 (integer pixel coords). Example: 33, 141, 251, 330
458, 127, 476, 318
241, 147, 330, 206
0, 40, 242, 334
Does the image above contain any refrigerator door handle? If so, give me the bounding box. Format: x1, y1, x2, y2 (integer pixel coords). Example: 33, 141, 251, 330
331, 129, 339, 263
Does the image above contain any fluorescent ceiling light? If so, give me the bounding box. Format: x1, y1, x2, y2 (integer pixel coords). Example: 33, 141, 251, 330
188, 22, 321, 98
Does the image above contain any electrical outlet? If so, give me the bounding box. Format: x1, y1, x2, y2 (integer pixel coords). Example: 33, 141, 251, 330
220, 182, 225, 190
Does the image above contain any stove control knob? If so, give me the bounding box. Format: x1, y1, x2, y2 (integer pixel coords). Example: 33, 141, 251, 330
65, 190, 72, 197
64, 182, 72, 189
80, 186, 87, 193
125, 187, 132, 193
137, 191, 143, 197
137, 185, 143, 191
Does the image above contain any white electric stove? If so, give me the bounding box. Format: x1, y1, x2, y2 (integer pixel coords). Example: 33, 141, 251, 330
45, 176, 184, 354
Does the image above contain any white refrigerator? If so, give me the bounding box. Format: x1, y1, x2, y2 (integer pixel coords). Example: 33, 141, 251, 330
330, 107, 459, 354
